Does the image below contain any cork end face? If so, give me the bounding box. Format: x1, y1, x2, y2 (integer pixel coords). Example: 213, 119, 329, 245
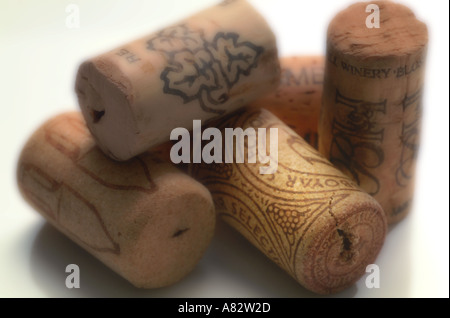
123, 178, 216, 289
75, 60, 138, 161
296, 199, 387, 295
328, 1, 428, 58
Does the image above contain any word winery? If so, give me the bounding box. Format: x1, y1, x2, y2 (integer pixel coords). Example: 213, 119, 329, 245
170, 120, 278, 174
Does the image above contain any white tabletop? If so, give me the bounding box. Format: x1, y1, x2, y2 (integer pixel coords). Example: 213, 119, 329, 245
0, 0, 448, 298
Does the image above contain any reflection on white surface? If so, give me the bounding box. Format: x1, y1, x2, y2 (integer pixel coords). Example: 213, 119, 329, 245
0, 0, 448, 297
5, 212, 413, 298
28, 219, 351, 298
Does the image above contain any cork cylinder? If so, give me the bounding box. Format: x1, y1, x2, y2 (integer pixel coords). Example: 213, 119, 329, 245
75, 0, 280, 161
319, 1, 428, 223
17, 112, 215, 288
192, 109, 387, 295
249, 56, 324, 148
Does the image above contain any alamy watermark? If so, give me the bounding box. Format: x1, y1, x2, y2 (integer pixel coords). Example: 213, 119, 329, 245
365, 264, 380, 288
366, 4, 380, 29
170, 120, 278, 174
65, 4, 80, 29
65, 264, 80, 288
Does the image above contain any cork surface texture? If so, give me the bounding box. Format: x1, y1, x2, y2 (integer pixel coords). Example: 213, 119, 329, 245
319, 0, 428, 224
1, 0, 448, 297
17, 112, 216, 288
192, 109, 387, 294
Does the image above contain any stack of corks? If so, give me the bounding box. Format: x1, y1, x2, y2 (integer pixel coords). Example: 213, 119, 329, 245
17, 0, 427, 295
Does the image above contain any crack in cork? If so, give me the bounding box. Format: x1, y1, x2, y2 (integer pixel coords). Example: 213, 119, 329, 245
328, 194, 354, 261
91, 110, 105, 123
172, 227, 190, 238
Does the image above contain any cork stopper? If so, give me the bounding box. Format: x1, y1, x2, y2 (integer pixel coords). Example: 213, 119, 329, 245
193, 108, 387, 294
319, 1, 428, 224
328, 1, 428, 58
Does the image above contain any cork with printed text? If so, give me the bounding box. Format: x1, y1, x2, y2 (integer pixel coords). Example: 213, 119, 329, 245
319, 1, 428, 223
248, 56, 324, 148
192, 109, 387, 295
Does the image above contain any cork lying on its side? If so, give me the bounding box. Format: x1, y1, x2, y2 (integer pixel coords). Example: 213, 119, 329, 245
249, 56, 324, 148
17, 112, 216, 288
319, 1, 428, 223
192, 108, 387, 295
76, 0, 280, 161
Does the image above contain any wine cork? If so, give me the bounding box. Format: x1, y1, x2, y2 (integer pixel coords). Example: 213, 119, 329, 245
319, 1, 428, 223
192, 109, 387, 295
249, 56, 324, 148
17, 112, 215, 288
76, 0, 280, 161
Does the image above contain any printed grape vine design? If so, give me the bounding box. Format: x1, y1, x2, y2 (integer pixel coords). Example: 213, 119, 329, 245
147, 24, 264, 114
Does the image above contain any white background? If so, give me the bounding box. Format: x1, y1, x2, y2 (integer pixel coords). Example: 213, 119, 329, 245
0, 0, 448, 297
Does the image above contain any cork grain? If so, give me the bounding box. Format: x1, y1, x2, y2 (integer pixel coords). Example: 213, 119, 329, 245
319, 1, 428, 223
249, 56, 324, 148
193, 109, 387, 294
328, 1, 428, 59
17, 112, 216, 288
75, 0, 280, 161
